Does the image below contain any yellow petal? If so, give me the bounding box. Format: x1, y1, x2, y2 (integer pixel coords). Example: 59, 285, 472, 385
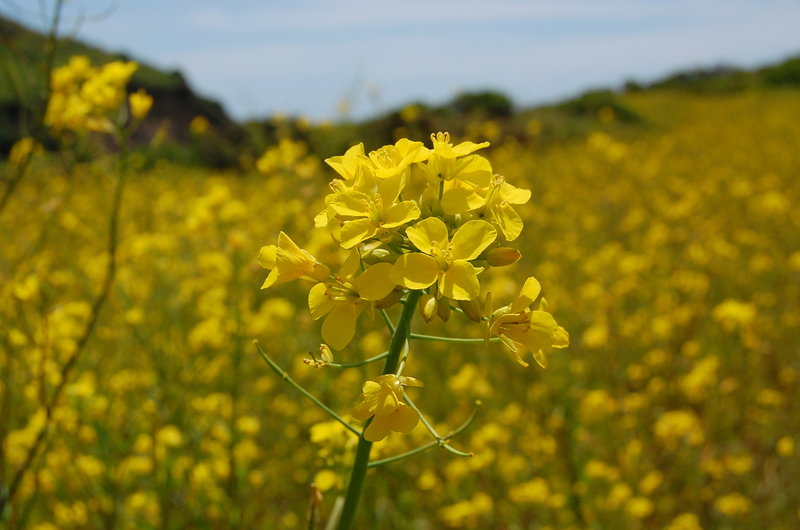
441, 187, 486, 215
358, 263, 396, 301
452, 140, 490, 157
260, 269, 279, 289
510, 276, 541, 313
325, 143, 366, 180
340, 219, 379, 249
440, 260, 481, 300
257, 245, 277, 269
406, 217, 449, 254
364, 415, 393, 442
450, 220, 497, 261
322, 304, 358, 350
532, 349, 548, 369
390, 254, 440, 289
308, 283, 335, 320
382, 200, 421, 228
328, 190, 370, 217
453, 154, 493, 187
389, 404, 419, 433
494, 202, 524, 241
499, 181, 531, 204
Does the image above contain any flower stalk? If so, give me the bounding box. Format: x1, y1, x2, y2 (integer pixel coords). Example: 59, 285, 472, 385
335, 290, 422, 530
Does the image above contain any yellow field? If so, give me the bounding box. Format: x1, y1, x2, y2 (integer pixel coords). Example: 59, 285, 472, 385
2, 89, 799, 529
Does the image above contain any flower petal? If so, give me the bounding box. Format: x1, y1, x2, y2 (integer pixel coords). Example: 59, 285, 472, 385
308, 283, 336, 320
382, 201, 421, 228
340, 219, 379, 249
390, 254, 440, 289
364, 415, 393, 442
358, 263, 396, 301
510, 276, 541, 313
493, 202, 524, 241
440, 260, 481, 300
390, 404, 420, 433
406, 217, 449, 254
322, 304, 358, 350
328, 190, 370, 218
450, 220, 497, 261
441, 187, 486, 215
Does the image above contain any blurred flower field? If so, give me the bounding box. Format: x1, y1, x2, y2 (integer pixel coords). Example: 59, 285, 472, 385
2, 87, 799, 529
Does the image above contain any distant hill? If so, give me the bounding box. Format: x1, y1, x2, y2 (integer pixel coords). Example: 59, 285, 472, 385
0, 15, 236, 153
2, 12, 798, 167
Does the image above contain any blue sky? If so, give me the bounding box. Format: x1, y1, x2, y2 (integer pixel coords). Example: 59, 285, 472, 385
3, 1, 799, 121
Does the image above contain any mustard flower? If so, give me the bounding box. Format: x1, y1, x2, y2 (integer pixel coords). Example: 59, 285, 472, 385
257, 232, 330, 289
488, 277, 569, 368
351, 374, 422, 442
391, 217, 497, 300
476, 175, 531, 241
308, 251, 397, 350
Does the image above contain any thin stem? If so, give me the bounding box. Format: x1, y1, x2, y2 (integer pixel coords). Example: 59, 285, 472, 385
253, 341, 359, 437
409, 333, 500, 344
379, 309, 395, 335
369, 404, 479, 467
1, 137, 127, 514
336, 290, 422, 530
404, 395, 472, 458
328, 351, 389, 369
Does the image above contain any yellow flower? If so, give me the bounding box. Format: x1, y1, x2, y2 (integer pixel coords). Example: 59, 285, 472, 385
324, 143, 370, 181
390, 217, 497, 300
129, 89, 153, 120
419, 132, 494, 215
351, 374, 422, 442
488, 276, 569, 368
308, 252, 397, 350
325, 174, 421, 249
257, 232, 330, 289
476, 175, 531, 241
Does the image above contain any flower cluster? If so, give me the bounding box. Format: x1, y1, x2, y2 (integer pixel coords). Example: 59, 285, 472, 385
258, 132, 569, 438
45, 56, 151, 135
260, 133, 567, 351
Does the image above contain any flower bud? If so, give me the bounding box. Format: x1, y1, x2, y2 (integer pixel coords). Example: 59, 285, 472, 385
486, 247, 521, 267
437, 298, 451, 322
419, 293, 437, 322
459, 299, 483, 322
361, 247, 393, 265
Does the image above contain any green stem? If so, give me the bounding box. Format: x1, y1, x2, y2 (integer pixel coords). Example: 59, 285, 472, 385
253, 341, 359, 437
409, 333, 500, 344
369, 404, 479, 467
336, 290, 422, 530
328, 351, 389, 369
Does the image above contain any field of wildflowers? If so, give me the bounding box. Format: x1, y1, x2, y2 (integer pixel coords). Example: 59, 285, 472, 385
1, 53, 799, 529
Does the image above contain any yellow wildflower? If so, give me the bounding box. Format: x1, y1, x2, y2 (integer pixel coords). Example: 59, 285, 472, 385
488, 276, 569, 368
257, 232, 330, 289
391, 217, 497, 300
308, 251, 397, 349
351, 374, 422, 442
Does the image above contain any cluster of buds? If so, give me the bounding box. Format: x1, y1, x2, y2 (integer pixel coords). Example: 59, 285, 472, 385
45, 56, 152, 135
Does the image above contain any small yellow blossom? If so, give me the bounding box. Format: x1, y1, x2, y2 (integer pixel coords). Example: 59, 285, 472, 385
351, 374, 422, 442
